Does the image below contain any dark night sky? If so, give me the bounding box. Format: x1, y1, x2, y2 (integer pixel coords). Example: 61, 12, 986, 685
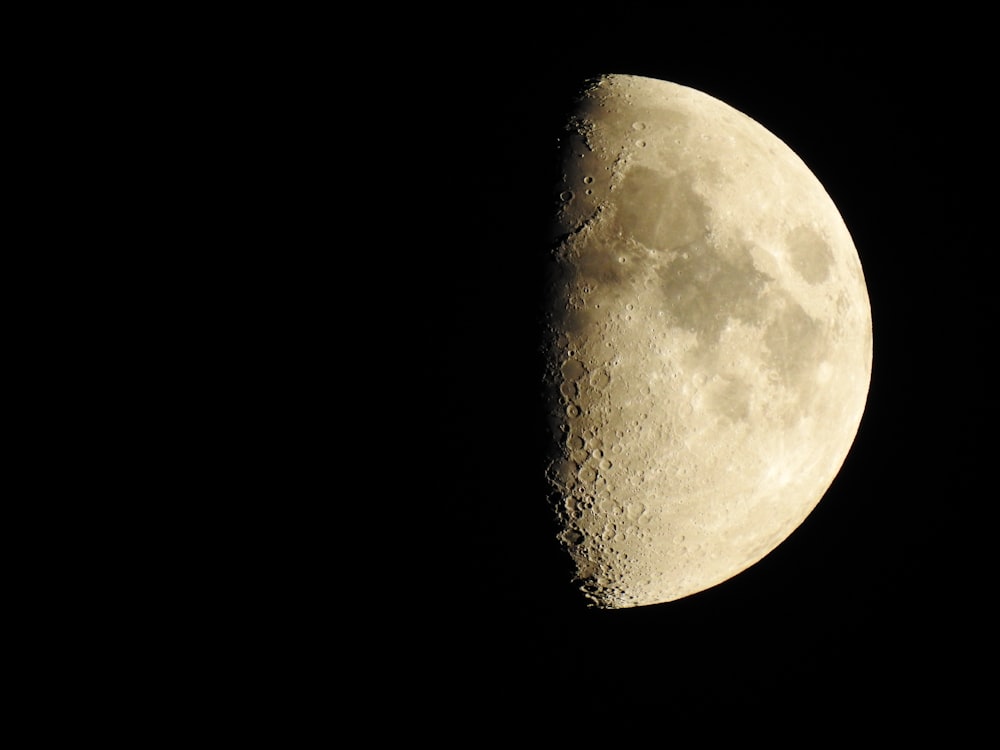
414, 12, 995, 728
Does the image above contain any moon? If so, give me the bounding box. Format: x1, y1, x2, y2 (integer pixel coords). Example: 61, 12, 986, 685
542, 74, 872, 608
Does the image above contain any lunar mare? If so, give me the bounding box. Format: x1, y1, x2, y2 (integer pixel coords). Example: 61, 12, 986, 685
543, 75, 872, 608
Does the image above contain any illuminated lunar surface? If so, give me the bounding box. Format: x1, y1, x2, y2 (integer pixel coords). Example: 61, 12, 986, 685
543, 74, 872, 608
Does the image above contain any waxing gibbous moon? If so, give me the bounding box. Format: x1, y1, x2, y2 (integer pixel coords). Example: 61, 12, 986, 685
542, 74, 872, 608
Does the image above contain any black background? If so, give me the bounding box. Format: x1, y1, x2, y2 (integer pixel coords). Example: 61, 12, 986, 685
415, 11, 995, 727
29, 7, 996, 738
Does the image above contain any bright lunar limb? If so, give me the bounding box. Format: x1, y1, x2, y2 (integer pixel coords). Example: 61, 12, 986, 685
543, 74, 872, 608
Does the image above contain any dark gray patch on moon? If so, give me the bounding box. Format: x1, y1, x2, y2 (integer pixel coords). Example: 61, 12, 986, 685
763, 297, 825, 391
658, 239, 771, 344
786, 225, 833, 284
613, 167, 707, 251
570, 230, 631, 287
705, 376, 752, 422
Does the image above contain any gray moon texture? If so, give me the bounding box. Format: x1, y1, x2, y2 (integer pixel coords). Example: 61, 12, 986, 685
542, 74, 873, 608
